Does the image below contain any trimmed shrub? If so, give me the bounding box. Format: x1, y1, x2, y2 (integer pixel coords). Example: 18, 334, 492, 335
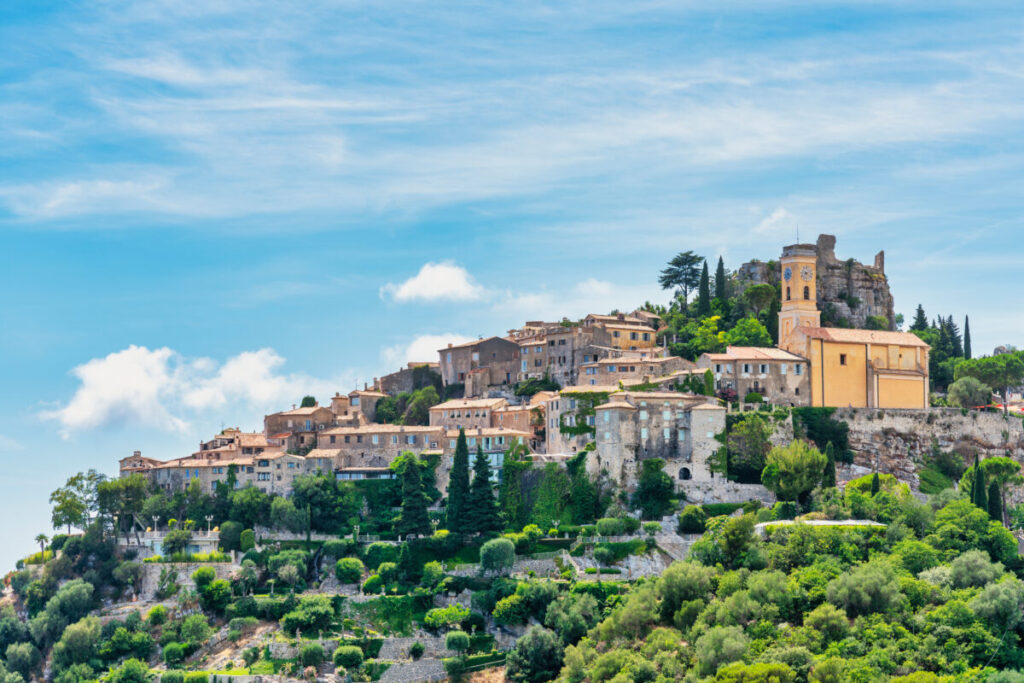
161, 671, 184, 683
445, 630, 470, 653
184, 673, 208, 683
596, 518, 624, 537
322, 540, 355, 559
409, 642, 425, 659
147, 605, 168, 626
163, 642, 185, 666
362, 574, 383, 595
480, 538, 516, 574
363, 543, 399, 570
333, 645, 363, 669
335, 557, 364, 584
300, 643, 324, 667
239, 529, 255, 552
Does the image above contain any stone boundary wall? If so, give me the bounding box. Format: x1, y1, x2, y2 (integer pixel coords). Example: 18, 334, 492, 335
680, 480, 776, 505
835, 408, 1024, 489
138, 562, 239, 602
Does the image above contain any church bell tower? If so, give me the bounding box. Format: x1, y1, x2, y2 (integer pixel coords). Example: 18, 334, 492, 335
778, 243, 820, 353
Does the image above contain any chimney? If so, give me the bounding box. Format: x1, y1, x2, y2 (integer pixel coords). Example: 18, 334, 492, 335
448, 343, 453, 348
133, 450, 141, 457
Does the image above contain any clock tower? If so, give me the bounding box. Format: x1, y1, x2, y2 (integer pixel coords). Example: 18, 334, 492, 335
778, 243, 820, 353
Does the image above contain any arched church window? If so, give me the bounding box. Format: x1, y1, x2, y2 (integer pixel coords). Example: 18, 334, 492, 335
786, 287, 791, 301
803, 286, 810, 300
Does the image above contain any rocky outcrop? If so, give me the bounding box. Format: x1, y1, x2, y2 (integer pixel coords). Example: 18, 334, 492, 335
738, 234, 896, 330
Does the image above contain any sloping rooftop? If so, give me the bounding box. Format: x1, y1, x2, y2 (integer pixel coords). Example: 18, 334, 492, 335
797, 327, 930, 348
431, 397, 507, 410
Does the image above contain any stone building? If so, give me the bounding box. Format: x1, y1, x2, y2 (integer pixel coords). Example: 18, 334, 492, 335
777, 242, 930, 409
376, 362, 441, 396
316, 424, 443, 470
147, 451, 312, 496
583, 313, 658, 351
511, 322, 614, 387
697, 346, 810, 406
543, 385, 620, 454
591, 391, 725, 490
429, 397, 508, 431
491, 403, 544, 451
438, 337, 520, 394
580, 354, 693, 386
264, 405, 336, 452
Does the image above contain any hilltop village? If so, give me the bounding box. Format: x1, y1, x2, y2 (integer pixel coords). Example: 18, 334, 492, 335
121, 235, 936, 502
7, 234, 1024, 683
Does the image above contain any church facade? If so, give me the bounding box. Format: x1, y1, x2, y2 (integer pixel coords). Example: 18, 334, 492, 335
777, 243, 930, 409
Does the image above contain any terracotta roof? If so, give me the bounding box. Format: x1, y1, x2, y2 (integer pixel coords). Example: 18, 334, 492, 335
706, 346, 807, 362
321, 424, 441, 435
438, 336, 514, 351
269, 432, 292, 439
350, 389, 387, 397
444, 428, 531, 438
155, 457, 252, 470
613, 390, 696, 400
797, 327, 930, 348
304, 448, 342, 459
432, 398, 506, 410
691, 403, 726, 411
277, 406, 326, 416
586, 313, 645, 325
558, 384, 621, 394
596, 401, 636, 410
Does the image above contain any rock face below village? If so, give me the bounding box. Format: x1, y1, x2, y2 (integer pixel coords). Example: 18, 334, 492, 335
738, 233, 896, 329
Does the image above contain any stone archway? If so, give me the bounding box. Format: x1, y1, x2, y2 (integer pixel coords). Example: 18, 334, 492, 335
679, 467, 692, 481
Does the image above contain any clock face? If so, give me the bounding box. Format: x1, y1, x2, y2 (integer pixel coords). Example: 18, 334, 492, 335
800, 266, 814, 281
783, 267, 792, 281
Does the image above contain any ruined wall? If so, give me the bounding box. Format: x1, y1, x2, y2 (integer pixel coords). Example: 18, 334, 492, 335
738, 234, 896, 330
834, 407, 1024, 491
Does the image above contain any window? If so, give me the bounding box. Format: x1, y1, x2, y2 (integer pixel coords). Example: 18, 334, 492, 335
780, 363, 788, 375
839, 354, 847, 366
407, 435, 416, 445
641, 427, 648, 440
447, 352, 452, 363
258, 472, 271, 481
287, 462, 295, 469
344, 435, 351, 443
706, 431, 714, 438
639, 410, 648, 420
630, 332, 638, 340
351, 397, 360, 407
803, 286, 810, 299
604, 431, 611, 441
662, 410, 671, 420
786, 287, 791, 300
356, 435, 363, 443
472, 352, 480, 362
795, 364, 803, 376
795, 387, 800, 395
372, 434, 379, 444
715, 364, 722, 373
469, 438, 477, 447
643, 333, 650, 341
449, 439, 457, 448
305, 419, 312, 431
258, 459, 269, 467
760, 364, 768, 374
613, 331, 620, 338
743, 364, 751, 374
663, 428, 671, 439
330, 435, 336, 444
392, 435, 398, 444
559, 339, 566, 345
603, 411, 610, 423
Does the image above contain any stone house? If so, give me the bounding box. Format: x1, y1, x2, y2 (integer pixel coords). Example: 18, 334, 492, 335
429, 397, 508, 431
543, 385, 621, 454
349, 388, 388, 422
511, 322, 614, 387
580, 355, 694, 386
437, 427, 531, 493
491, 404, 544, 451
264, 405, 336, 451
148, 451, 310, 496
583, 313, 658, 351
119, 451, 161, 478
591, 391, 725, 491
438, 337, 520, 394
696, 346, 810, 405
317, 424, 443, 470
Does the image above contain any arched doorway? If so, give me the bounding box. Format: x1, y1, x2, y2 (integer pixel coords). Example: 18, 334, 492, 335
679, 467, 692, 481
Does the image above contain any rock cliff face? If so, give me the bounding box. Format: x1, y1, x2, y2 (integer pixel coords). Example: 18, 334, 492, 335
738, 233, 896, 330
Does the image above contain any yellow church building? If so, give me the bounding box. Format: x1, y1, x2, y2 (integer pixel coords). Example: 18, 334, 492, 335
777, 243, 930, 409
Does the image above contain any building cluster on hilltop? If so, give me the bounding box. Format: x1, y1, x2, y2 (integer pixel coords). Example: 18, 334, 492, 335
120, 236, 931, 500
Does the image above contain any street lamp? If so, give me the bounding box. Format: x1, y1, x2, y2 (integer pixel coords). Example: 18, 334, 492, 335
205, 515, 214, 535
354, 524, 360, 542
151, 516, 159, 533
552, 520, 560, 538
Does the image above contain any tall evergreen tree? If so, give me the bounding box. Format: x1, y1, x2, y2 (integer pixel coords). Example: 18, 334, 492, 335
446, 429, 470, 533
822, 442, 837, 488
870, 471, 880, 496
948, 316, 963, 358
910, 305, 929, 331
714, 256, 727, 300
396, 455, 431, 537
766, 297, 780, 345
964, 316, 972, 359
988, 480, 1003, 523
973, 460, 988, 513
697, 260, 712, 316
969, 454, 980, 503
466, 447, 501, 535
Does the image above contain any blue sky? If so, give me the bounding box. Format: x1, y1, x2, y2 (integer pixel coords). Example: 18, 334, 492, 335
2, 0, 1023, 569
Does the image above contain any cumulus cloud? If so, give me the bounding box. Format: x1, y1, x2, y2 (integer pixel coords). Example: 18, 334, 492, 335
380, 262, 487, 302
42, 345, 346, 438
382, 333, 475, 368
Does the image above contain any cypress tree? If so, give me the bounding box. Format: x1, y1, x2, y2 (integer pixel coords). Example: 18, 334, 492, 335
911, 305, 929, 331
446, 429, 470, 532
822, 442, 837, 488
974, 461, 988, 513
715, 257, 727, 300
703, 369, 715, 397
964, 316, 972, 359
870, 471, 880, 496
969, 454, 980, 502
948, 316, 963, 357
697, 260, 712, 316
466, 446, 501, 535
766, 297, 780, 344
988, 480, 1003, 523
396, 455, 431, 537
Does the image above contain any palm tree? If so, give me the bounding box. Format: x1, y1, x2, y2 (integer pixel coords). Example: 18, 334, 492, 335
35, 533, 49, 558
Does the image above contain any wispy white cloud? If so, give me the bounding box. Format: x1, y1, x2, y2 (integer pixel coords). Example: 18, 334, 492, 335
754, 207, 794, 235
0, 435, 23, 452
41, 346, 351, 438
381, 262, 487, 302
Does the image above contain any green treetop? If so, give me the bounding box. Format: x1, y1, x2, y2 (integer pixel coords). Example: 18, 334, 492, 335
446, 429, 470, 532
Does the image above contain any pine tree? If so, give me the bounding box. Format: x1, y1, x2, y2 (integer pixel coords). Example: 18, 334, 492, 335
911, 305, 929, 331
446, 429, 470, 532
466, 446, 501, 535
870, 471, 880, 496
715, 256, 727, 300
766, 297, 780, 344
396, 455, 431, 537
964, 316, 972, 359
988, 480, 1003, 523
948, 316, 963, 357
822, 442, 837, 488
973, 461, 988, 513
969, 454, 980, 502
697, 260, 712, 316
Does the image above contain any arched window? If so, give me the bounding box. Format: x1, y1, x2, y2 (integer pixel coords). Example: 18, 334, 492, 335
803, 286, 810, 300
679, 467, 692, 481
786, 287, 791, 301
